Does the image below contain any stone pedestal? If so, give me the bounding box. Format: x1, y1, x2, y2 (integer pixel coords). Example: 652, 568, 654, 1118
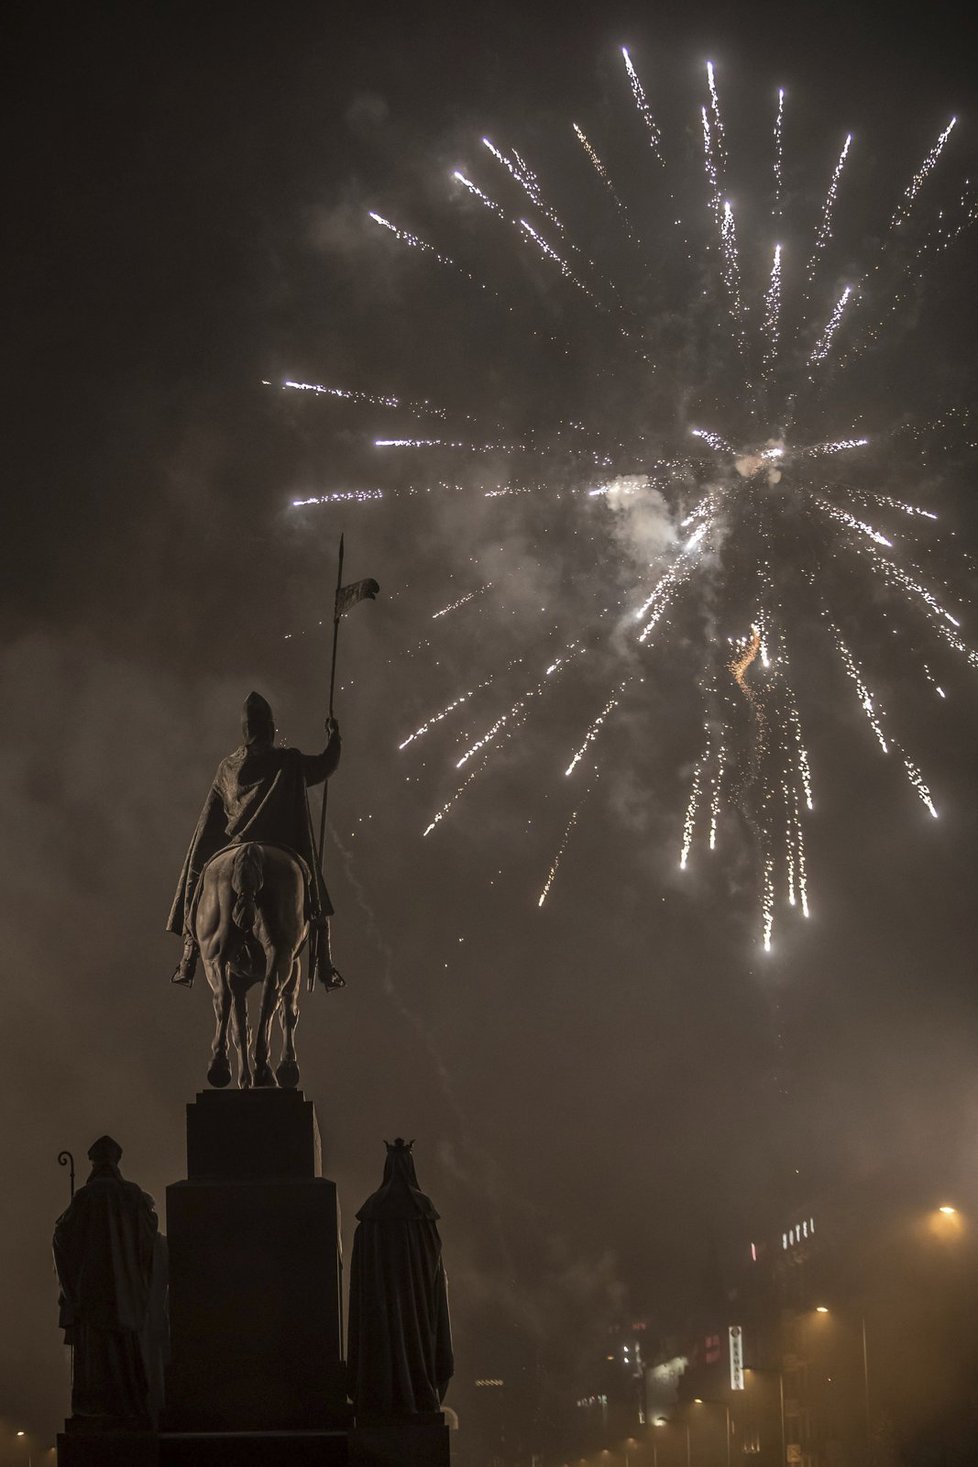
164, 1090, 349, 1434
57, 1429, 157, 1467
350, 1419, 452, 1465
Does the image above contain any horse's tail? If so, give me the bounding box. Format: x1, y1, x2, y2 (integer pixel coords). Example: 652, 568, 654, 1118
230, 843, 264, 932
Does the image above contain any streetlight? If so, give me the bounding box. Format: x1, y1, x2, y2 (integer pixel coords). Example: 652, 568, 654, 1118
691, 1397, 731, 1467
811, 1305, 870, 1455
743, 1366, 786, 1466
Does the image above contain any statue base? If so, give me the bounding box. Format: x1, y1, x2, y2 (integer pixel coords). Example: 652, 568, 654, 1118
57, 1428, 157, 1466
350, 1419, 452, 1465
58, 1423, 451, 1465
163, 1090, 349, 1433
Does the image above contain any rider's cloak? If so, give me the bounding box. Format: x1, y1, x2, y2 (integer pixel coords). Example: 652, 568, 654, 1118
166, 739, 340, 937
347, 1141, 454, 1417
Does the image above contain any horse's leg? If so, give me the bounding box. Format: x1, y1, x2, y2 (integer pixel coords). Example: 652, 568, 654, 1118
205, 960, 232, 1088
196, 868, 232, 1089
229, 970, 253, 1089
253, 949, 289, 1088
276, 959, 301, 1089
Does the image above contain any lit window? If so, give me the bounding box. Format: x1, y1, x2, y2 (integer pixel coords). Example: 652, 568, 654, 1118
782, 1233, 788, 1250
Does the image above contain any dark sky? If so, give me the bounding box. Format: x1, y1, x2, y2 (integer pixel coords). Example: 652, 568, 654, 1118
5, 0, 978, 1447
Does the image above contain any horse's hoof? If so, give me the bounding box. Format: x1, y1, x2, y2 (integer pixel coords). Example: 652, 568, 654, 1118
254, 1065, 277, 1088
207, 1056, 231, 1088
276, 1059, 300, 1089
238, 1073, 253, 1090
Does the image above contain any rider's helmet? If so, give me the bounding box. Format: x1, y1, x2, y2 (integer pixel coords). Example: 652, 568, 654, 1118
242, 691, 276, 748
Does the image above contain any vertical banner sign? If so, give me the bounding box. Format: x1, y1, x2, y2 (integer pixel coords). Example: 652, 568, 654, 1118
728, 1325, 745, 1390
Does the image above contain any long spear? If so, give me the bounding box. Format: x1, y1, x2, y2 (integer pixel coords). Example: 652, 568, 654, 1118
316, 533, 345, 871
312, 536, 379, 990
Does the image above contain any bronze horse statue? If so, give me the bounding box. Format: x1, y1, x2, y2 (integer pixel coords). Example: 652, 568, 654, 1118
195, 842, 308, 1089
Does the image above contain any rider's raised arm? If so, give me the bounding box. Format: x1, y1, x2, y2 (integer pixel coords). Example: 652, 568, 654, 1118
301, 720, 342, 788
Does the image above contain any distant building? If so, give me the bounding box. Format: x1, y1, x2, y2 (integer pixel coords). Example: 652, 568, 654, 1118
644, 1168, 978, 1467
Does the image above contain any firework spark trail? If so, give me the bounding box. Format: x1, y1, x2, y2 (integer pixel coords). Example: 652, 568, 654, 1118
482, 136, 567, 237
369, 211, 490, 293
272, 377, 450, 420
701, 107, 722, 223
773, 88, 785, 215
422, 760, 489, 837
814, 498, 893, 548
518, 219, 594, 297
456, 164, 629, 324
890, 116, 958, 230
806, 133, 853, 285
706, 61, 728, 173
762, 243, 782, 373
292, 489, 385, 506
721, 200, 747, 336
708, 740, 726, 849
727, 626, 776, 949
902, 753, 939, 817
681, 491, 717, 528
634, 513, 716, 644
857, 543, 978, 668
680, 743, 709, 868
572, 122, 635, 231
691, 427, 734, 455
456, 645, 587, 771
432, 584, 493, 619
453, 169, 506, 218
799, 437, 869, 457
538, 782, 594, 907
788, 699, 814, 810
841, 487, 938, 521
565, 681, 630, 777
374, 436, 549, 456
398, 684, 491, 750
923, 662, 948, 699
827, 621, 890, 752
827, 621, 939, 815
809, 284, 854, 365
621, 47, 663, 161
789, 782, 811, 916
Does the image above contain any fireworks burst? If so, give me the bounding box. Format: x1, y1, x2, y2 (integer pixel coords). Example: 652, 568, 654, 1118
282, 45, 975, 950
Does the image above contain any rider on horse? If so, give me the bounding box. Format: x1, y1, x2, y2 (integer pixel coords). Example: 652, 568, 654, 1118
166, 691, 343, 989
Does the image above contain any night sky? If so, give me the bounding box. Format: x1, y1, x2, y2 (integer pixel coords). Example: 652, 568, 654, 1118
5, 1, 978, 1448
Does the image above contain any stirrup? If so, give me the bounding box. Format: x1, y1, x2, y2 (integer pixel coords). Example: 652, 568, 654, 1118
314, 957, 346, 991
171, 964, 194, 988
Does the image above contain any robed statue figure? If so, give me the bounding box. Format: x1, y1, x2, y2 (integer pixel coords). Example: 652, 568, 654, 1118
53, 1136, 160, 1426
348, 1140, 454, 1419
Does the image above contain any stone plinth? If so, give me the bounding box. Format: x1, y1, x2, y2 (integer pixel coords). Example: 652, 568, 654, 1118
57, 1430, 157, 1466
164, 1089, 348, 1433
350, 1419, 452, 1466
158, 1430, 349, 1465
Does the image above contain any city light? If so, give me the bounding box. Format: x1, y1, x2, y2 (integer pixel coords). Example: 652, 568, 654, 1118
939, 1205, 957, 1215
815, 1305, 829, 1313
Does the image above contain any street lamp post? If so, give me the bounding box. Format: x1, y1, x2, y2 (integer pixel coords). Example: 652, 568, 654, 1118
744, 1366, 786, 1467
691, 1398, 731, 1467
814, 1306, 871, 1454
